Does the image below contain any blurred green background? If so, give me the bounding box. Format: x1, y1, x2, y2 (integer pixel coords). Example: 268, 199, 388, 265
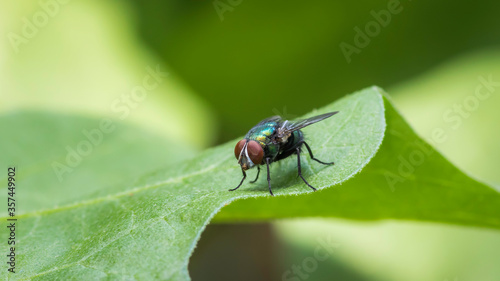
2, 0, 500, 280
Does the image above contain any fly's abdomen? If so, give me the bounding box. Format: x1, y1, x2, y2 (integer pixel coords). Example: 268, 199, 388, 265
290, 130, 304, 147
274, 130, 304, 161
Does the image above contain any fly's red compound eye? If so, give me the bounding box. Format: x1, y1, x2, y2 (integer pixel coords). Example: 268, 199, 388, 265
246, 140, 264, 165
234, 139, 246, 160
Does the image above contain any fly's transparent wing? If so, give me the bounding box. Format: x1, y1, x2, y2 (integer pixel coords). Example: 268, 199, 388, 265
281, 111, 339, 134
256, 115, 282, 126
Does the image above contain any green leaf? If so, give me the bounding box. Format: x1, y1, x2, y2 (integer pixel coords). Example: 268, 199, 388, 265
389, 48, 500, 187
216, 94, 500, 228
0, 112, 197, 215
1, 87, 499, 280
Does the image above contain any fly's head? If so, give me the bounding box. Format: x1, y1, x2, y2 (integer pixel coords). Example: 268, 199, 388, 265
234, 139, 264, 171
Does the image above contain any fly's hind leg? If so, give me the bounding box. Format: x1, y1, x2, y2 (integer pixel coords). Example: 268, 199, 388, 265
302, 141, 334, 165
296, 147, 317, 191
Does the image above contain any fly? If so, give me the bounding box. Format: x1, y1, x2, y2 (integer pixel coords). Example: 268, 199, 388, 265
230, 111, 339, 196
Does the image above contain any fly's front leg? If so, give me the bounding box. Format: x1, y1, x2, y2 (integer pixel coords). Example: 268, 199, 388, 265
229, 168, 246, 191
250, 166, 260, 183
265, 158, 273, 196
296, 147, 317, 191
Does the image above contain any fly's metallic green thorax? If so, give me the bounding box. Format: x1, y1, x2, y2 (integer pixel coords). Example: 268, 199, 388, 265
245, 121, 277, 146
231, 111, 339, 196
244, 121, 279, 159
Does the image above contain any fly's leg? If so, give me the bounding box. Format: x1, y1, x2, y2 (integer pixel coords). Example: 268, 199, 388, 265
250, 166, 260, 183
302, 141, 334, 165
229, 168, 246, 191
296, 147, 317, 191
265, 158, 274, 196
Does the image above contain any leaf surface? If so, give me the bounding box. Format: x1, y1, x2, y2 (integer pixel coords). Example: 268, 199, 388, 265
1, 87, 499, 280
